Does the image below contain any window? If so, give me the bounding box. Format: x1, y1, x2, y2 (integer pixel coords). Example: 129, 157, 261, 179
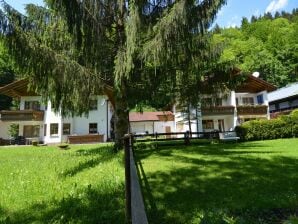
44, 124, 47, 136
63, 123, 71, 135
89, 100, 98, 110
215, 98, 222, 106
89, 123, 98, 134
257, 94, 264, 105
202, 120, 214, 130
279, 101, 290, 109
23, 125, 40, 138
202, 98, 222, 106
24, 101, 40, 110
201, 98, 213, 106
50, 123, 59, 135
242, 97, 254, 105
236, 98, 239, 106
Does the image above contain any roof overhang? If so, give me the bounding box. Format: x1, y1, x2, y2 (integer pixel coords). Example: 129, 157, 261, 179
0, 79, 38, 98
0, 79, 115, 107
236, 75, 276, 93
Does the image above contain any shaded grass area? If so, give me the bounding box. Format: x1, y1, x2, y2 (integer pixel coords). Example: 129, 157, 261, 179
0, 144, 124, 224
135, 139, 298, 224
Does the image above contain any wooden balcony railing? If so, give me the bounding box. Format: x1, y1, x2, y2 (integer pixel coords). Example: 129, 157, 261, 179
0, 110, 44, 121
201, 106, 235, 115
237, 105, 268, 115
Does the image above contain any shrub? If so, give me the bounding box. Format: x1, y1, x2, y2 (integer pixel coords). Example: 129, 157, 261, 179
8, 123, 19, 139
236, 109, 298, 141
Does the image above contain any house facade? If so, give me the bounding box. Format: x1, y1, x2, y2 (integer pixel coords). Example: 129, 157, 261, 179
129, 111, 175, 134
0, 75, 276, 144
268, 82, 298, 118
0, 80, 114, 144
175, 74, 276, 132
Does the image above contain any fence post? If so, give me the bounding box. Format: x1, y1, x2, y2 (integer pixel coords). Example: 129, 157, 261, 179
184, 131, 190, 145
124, 134, 131, 223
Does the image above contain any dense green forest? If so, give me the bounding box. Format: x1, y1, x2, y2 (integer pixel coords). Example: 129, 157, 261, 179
213, 8, 298, 87
0, 42, 15, 110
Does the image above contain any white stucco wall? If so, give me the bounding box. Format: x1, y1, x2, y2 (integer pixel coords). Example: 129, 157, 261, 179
202, 115, 234, 132
0, 121, 12, 139
1, 95, 112, 144
44, 95, 110, 143
130, 120, 175, 134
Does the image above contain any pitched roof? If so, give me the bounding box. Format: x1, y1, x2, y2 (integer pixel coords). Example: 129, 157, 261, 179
268, 82, 298, 102
0, 78, 115, 106
0, 79, 37, 98
129, 111, 174, 122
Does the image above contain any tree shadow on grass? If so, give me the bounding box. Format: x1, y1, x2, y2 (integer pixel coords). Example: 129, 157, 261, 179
0, 185, 125, 224
60, 146, 119, 178
135, 141, 273, 161
135, 144, 298, 224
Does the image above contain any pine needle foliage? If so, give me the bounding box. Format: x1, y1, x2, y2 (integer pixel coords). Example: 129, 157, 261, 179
0, 0, 232, 148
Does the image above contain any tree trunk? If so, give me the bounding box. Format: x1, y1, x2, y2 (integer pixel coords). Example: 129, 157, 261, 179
113, 0, 129, 151
188, 104, 192, 136
114, 86, 129, 150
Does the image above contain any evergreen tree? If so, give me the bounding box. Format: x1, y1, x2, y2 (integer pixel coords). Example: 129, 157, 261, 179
0, 0, 228, 149
0, 41, 15, 110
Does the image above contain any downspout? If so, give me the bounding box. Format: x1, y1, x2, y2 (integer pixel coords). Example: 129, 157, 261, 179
106, 99, 109, 141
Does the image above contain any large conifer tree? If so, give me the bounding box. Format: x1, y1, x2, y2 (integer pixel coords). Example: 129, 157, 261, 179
0, 0, 229, 149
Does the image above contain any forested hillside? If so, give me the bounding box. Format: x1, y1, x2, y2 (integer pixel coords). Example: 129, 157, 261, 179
213, 8, 298, 87
0, 42, 15, 110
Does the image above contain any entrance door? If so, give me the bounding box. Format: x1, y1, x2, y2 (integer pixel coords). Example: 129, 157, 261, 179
165, 126, 171, 139
218, 120, 225, 132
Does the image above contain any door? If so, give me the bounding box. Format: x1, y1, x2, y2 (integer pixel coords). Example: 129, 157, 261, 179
218, 119, 225, 132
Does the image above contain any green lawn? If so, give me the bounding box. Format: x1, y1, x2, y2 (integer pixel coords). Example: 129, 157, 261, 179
135, 139, 298, 224
0, 144, 125, 224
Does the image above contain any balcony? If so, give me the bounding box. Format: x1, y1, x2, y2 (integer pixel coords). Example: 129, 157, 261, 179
237, 105, 268, 115
201, 106, 235, 115
0, 110, 44, 121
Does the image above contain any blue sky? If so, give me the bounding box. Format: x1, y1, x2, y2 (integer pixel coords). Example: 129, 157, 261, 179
4, 0, 298, 27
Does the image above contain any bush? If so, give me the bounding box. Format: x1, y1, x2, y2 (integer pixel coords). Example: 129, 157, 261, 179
8, 123, 19, 139
236, 109, 298, 141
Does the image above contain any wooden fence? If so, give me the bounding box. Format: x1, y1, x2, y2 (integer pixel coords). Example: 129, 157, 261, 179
134, 131, 220, 145
124, 134, 148, 224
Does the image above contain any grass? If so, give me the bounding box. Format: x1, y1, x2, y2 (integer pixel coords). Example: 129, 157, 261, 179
135, 138, 298, 224
0, 144, 125, 224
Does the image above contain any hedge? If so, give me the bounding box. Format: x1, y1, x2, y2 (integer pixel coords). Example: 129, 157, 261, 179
235, 109, 298, 141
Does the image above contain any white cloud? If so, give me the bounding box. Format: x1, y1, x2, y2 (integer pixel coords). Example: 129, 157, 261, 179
265, 0, 288, 13
226, 15, 239, 28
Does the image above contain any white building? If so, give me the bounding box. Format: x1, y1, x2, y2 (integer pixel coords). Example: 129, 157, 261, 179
175, 74, 276, 132
0, 79, 114, 144
0, 75, 276, 144
268, 82, 298, 118
129, 111, 175, 134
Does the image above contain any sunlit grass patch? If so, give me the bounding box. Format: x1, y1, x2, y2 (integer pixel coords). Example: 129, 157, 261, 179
0, 144, 124, 224
135, 138, 298, 224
